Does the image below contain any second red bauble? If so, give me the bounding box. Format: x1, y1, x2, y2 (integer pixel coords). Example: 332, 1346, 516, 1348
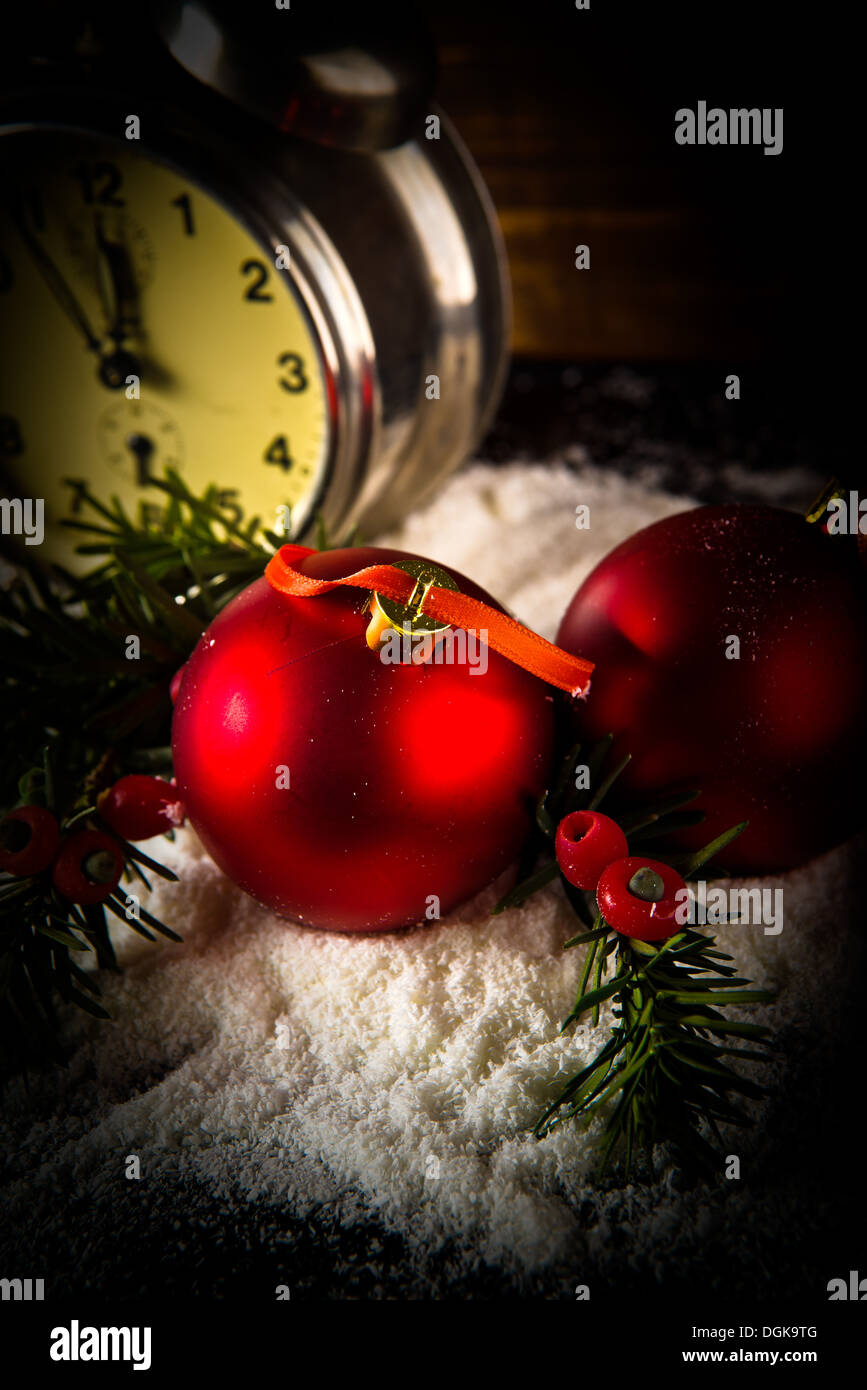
556, 505, 867, 874
172, 547, 556, 931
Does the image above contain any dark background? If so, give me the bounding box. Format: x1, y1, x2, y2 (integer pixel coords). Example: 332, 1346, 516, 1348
434, 0, 804, 363
1, 0, 861, 1314
427, 0, 853, 495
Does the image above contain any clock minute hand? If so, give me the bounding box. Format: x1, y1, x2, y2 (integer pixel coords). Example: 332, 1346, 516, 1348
93, 213, 141, 347
92, 216, 176, 390
11, 209, 102, 354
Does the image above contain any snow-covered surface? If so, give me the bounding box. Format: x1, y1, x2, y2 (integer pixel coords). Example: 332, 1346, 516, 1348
1, 460, 853, 1284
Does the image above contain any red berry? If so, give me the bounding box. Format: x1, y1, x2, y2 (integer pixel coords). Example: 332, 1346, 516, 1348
0, 806, 60, 876
596, 856, 688, 942
97, 775, 185, 841
555, 810, 628, 890
51, 830, 124, 904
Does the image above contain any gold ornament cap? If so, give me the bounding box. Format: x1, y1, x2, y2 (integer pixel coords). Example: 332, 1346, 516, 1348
365, 560, 459, 649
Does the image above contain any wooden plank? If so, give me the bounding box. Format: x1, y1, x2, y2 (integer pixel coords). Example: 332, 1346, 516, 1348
431, 8, 797, 361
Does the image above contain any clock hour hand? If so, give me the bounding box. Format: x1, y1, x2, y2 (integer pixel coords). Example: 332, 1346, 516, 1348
125, 431, 156, 487
10, 208, 102, 354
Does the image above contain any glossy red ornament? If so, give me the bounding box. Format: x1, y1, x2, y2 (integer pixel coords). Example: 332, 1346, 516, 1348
171, 547, 556, 932
98, 775, 186, 841
554, 810, 628, 890
557, 505, 867, 874
0, 805, 60, 876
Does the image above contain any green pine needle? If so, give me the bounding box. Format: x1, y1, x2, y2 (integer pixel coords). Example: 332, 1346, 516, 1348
535, 925, 775, 1176
1, 467, 352, 1065
491, 738, 774, 1177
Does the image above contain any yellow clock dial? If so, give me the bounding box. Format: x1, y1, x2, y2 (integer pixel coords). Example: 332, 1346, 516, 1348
0, 128, 331, 564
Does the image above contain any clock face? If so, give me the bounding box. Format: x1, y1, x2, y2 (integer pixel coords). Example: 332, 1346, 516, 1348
0, 127, 333, 561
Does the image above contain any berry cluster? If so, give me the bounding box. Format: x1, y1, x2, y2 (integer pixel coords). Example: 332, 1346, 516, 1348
0, 776, 184, 904
555, 809, 687, 941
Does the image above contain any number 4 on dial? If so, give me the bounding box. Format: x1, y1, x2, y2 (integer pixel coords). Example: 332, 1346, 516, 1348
264, 435, 293, 471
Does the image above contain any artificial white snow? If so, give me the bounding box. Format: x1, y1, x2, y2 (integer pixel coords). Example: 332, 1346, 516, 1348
2, 458, 855, 1280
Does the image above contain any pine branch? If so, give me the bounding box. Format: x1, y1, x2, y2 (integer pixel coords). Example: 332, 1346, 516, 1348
490, 735, 774, 1175
0, 473, 308, 1065
1, 468, 359, 1066
535, 925, 774, 1176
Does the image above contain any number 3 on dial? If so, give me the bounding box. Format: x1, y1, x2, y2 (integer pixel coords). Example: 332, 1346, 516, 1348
278, 351, 307, 393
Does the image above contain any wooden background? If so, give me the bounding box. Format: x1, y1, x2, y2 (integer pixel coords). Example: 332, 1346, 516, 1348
429, 2, 835, 365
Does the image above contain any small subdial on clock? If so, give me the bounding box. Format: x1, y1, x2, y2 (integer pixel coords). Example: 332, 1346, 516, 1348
98, 401, 184, 487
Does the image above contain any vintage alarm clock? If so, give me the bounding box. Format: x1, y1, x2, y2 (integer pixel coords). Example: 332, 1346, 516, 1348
0, 1, 509, 563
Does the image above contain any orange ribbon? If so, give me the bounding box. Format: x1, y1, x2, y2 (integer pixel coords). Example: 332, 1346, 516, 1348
264, 545, 594, 696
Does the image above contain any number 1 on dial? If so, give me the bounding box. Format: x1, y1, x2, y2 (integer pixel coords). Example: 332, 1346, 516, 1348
171, 193, 195, 237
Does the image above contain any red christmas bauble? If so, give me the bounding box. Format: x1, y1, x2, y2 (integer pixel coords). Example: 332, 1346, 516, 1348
172, 547, 555, 931
556, 505, 867, 874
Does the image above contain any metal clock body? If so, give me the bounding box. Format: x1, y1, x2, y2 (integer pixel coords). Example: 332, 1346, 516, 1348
0, 5, 510, 561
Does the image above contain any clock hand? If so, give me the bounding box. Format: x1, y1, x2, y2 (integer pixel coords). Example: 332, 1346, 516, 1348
91, 215, 116, 334
92, 216, 175, 389
11, 208, 148, 391
126, 431, 156, 487
11, 209, 102, 354
93, 212, 141, 347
